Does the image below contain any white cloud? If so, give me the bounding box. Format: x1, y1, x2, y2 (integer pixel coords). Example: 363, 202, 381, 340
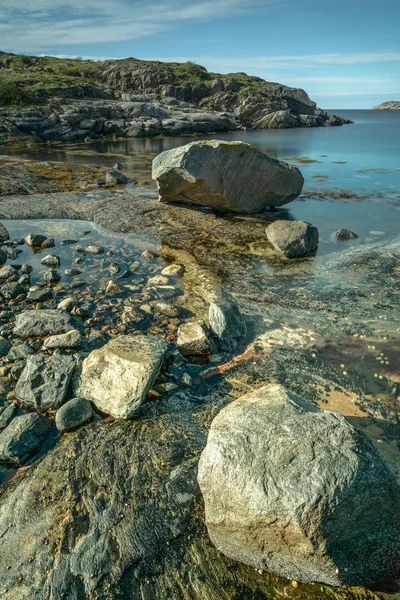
0, 0, 268, 51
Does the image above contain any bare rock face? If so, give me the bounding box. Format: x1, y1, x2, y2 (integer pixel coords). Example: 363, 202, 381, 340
198, 384, 400, 587
266, 220, 319, 257
79, 335, 168, 419
152, 140, 304, 214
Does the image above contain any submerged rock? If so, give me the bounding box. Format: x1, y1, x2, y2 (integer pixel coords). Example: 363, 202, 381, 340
0, 413, 52, 465
335, 228, 358, 241
80, 335, 168, 419
152, 140, 304, 214
14, 309, 73, 338
266, 220, 319, 257
15, 354, 76, 410
55, 397, 93, 433
198, 384, 400, 587
177, 322, 211, 357
41, 254, 60, 267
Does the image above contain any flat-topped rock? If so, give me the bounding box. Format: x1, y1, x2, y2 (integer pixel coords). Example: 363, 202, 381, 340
13, 309, 73, 338
198, 384, 400, 587
80, 335, 168, 419
152, 140, 304, 214
266, 220, 319, 258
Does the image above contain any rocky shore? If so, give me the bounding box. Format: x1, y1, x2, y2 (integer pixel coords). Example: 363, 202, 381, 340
0, 145, 399, 599
0, 53, 351, 145
372, 101, 400, 110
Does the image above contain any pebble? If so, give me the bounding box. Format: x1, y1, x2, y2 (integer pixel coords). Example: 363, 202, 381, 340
142, 250, 159, 260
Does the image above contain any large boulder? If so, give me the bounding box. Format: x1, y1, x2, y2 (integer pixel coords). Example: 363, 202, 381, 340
13, 309, 73, 338
266, 220, 319, 258
152, 140, 304, 214
15, 354, 76, 410
198, 384, 400, 587
79, 335, 168, 419
0, 413, 52, 465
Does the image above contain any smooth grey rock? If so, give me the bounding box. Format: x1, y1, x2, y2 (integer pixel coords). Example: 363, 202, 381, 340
0, 281, 25, 299
0, 413, 52, 465
198, 384, 400, 587
55, 397, 93, 432
43, 329, 82, 349
80, 335, 168, 419
0, 402, 17, 429
335, 228, 358, 241
152, 140, 304, 214
105, 170, 129, 185
26, 286, 52, 302
57, 297, 79, 312
177, 322, 211, 357
21, 264, 33, 274
41, 254, 60, 267
15, 354, 76, 410
14, 309, 73, 338
266, 220, 319, 258
75, 244, 104, 255
0, 336, 12, 356
6, 343, 33, 362
209, 296, 246, 352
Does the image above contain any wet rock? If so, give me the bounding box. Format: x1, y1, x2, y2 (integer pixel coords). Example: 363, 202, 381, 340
0, 281, 26, 299
105, 279, 123, 295
266, 220, 319, 258
41, 237, 55, 249
335, 228, 359, 241
180, 372, 192, 387
55, 397, 93, 433
76, 244, 105, 255
113, 163, 124, 170
26, 233, 47, 247
152, 140, 304, 214
80, 335, 168, 419
105, 170, 130, 185
14, 309, 73, 338
198, 384, 400, 587
154, 302, 181, 317
43, 329, 82, 349
26, 286, 52, 302
71, 279, 86, 288
142, 249, 159, 260
21, 264, 33, 274
15, 354, 76, 410
0, 248, 7, 266
41, 254, 60, 267
147, 275, 169, 287
0, 376, 12, 396
209, 295, 246, 352
0, 413, 52, 466
177, 322, 211, 357
0, 265, 17, 280
0, 223, 10, 243
43, 268, 61, 284
0, 402, 17, 429
161, 263, 184, 277
64, 267, 82, 277
1, 245, 20, 261
0, 336, 12, 356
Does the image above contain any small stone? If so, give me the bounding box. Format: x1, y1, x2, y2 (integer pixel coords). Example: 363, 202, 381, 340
147, 275, 169, 287
71, 279, 86, 288
155, 302, 181, 317
180, 373, 192, 387
76, 244, 104, 255
21, 264, 33, 274
161, 264, 184, 277
113, 163, 124, 170
65, 268, 82, 276
142, 250, 159, 260
0, 413, 52, 466
0, 337, 12, 357
26, 233, 47, 248
209, 296, 246, 353
106, 280, 123, 295
0, 282, 25, 299
154, 382, 179, 393
55, 397, 93, 433
58, 297, 79, 312
335, 229, 359, 241
43, 269, 61, 284
0, 265, 18, 280
43, 329, 82, 349
105, 170, 130, 185
177, 322, 211, 357
26, 286, 52, 302
41, 254, 60, 268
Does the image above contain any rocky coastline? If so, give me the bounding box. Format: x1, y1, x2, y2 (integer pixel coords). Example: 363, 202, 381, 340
372, 101, 400, 110
0, 143, 399, 599
0, 53, 352, 145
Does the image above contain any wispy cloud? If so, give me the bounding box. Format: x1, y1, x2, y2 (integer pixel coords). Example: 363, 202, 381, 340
0, 0, 268, 51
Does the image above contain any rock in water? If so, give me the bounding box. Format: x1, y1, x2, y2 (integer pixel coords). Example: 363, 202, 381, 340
209, 295, 246, 352
15, 354, 76, 410
198, 384, 400, 587
13, 309, 73, 337
335, 228, 358, 241
0, 223, 10, 243
80, 335, 168, 419
266, 220, 319, 258
152, 140, 304, 214
177, 322, 211, 357
0, 413, 52, 465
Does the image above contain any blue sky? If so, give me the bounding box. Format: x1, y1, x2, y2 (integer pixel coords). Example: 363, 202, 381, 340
0, 0, 399, 108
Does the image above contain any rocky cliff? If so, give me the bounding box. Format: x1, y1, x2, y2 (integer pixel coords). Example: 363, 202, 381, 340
0, 53, 351, 143
372, 101, 400, 110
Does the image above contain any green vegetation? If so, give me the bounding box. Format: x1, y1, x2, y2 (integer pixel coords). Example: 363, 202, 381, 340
0, 52, 277, 107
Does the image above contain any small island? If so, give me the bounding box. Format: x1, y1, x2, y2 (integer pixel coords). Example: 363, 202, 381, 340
372, 101, 400, 110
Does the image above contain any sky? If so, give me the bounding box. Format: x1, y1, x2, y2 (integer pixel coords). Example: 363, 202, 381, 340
0, 0, 399, 108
